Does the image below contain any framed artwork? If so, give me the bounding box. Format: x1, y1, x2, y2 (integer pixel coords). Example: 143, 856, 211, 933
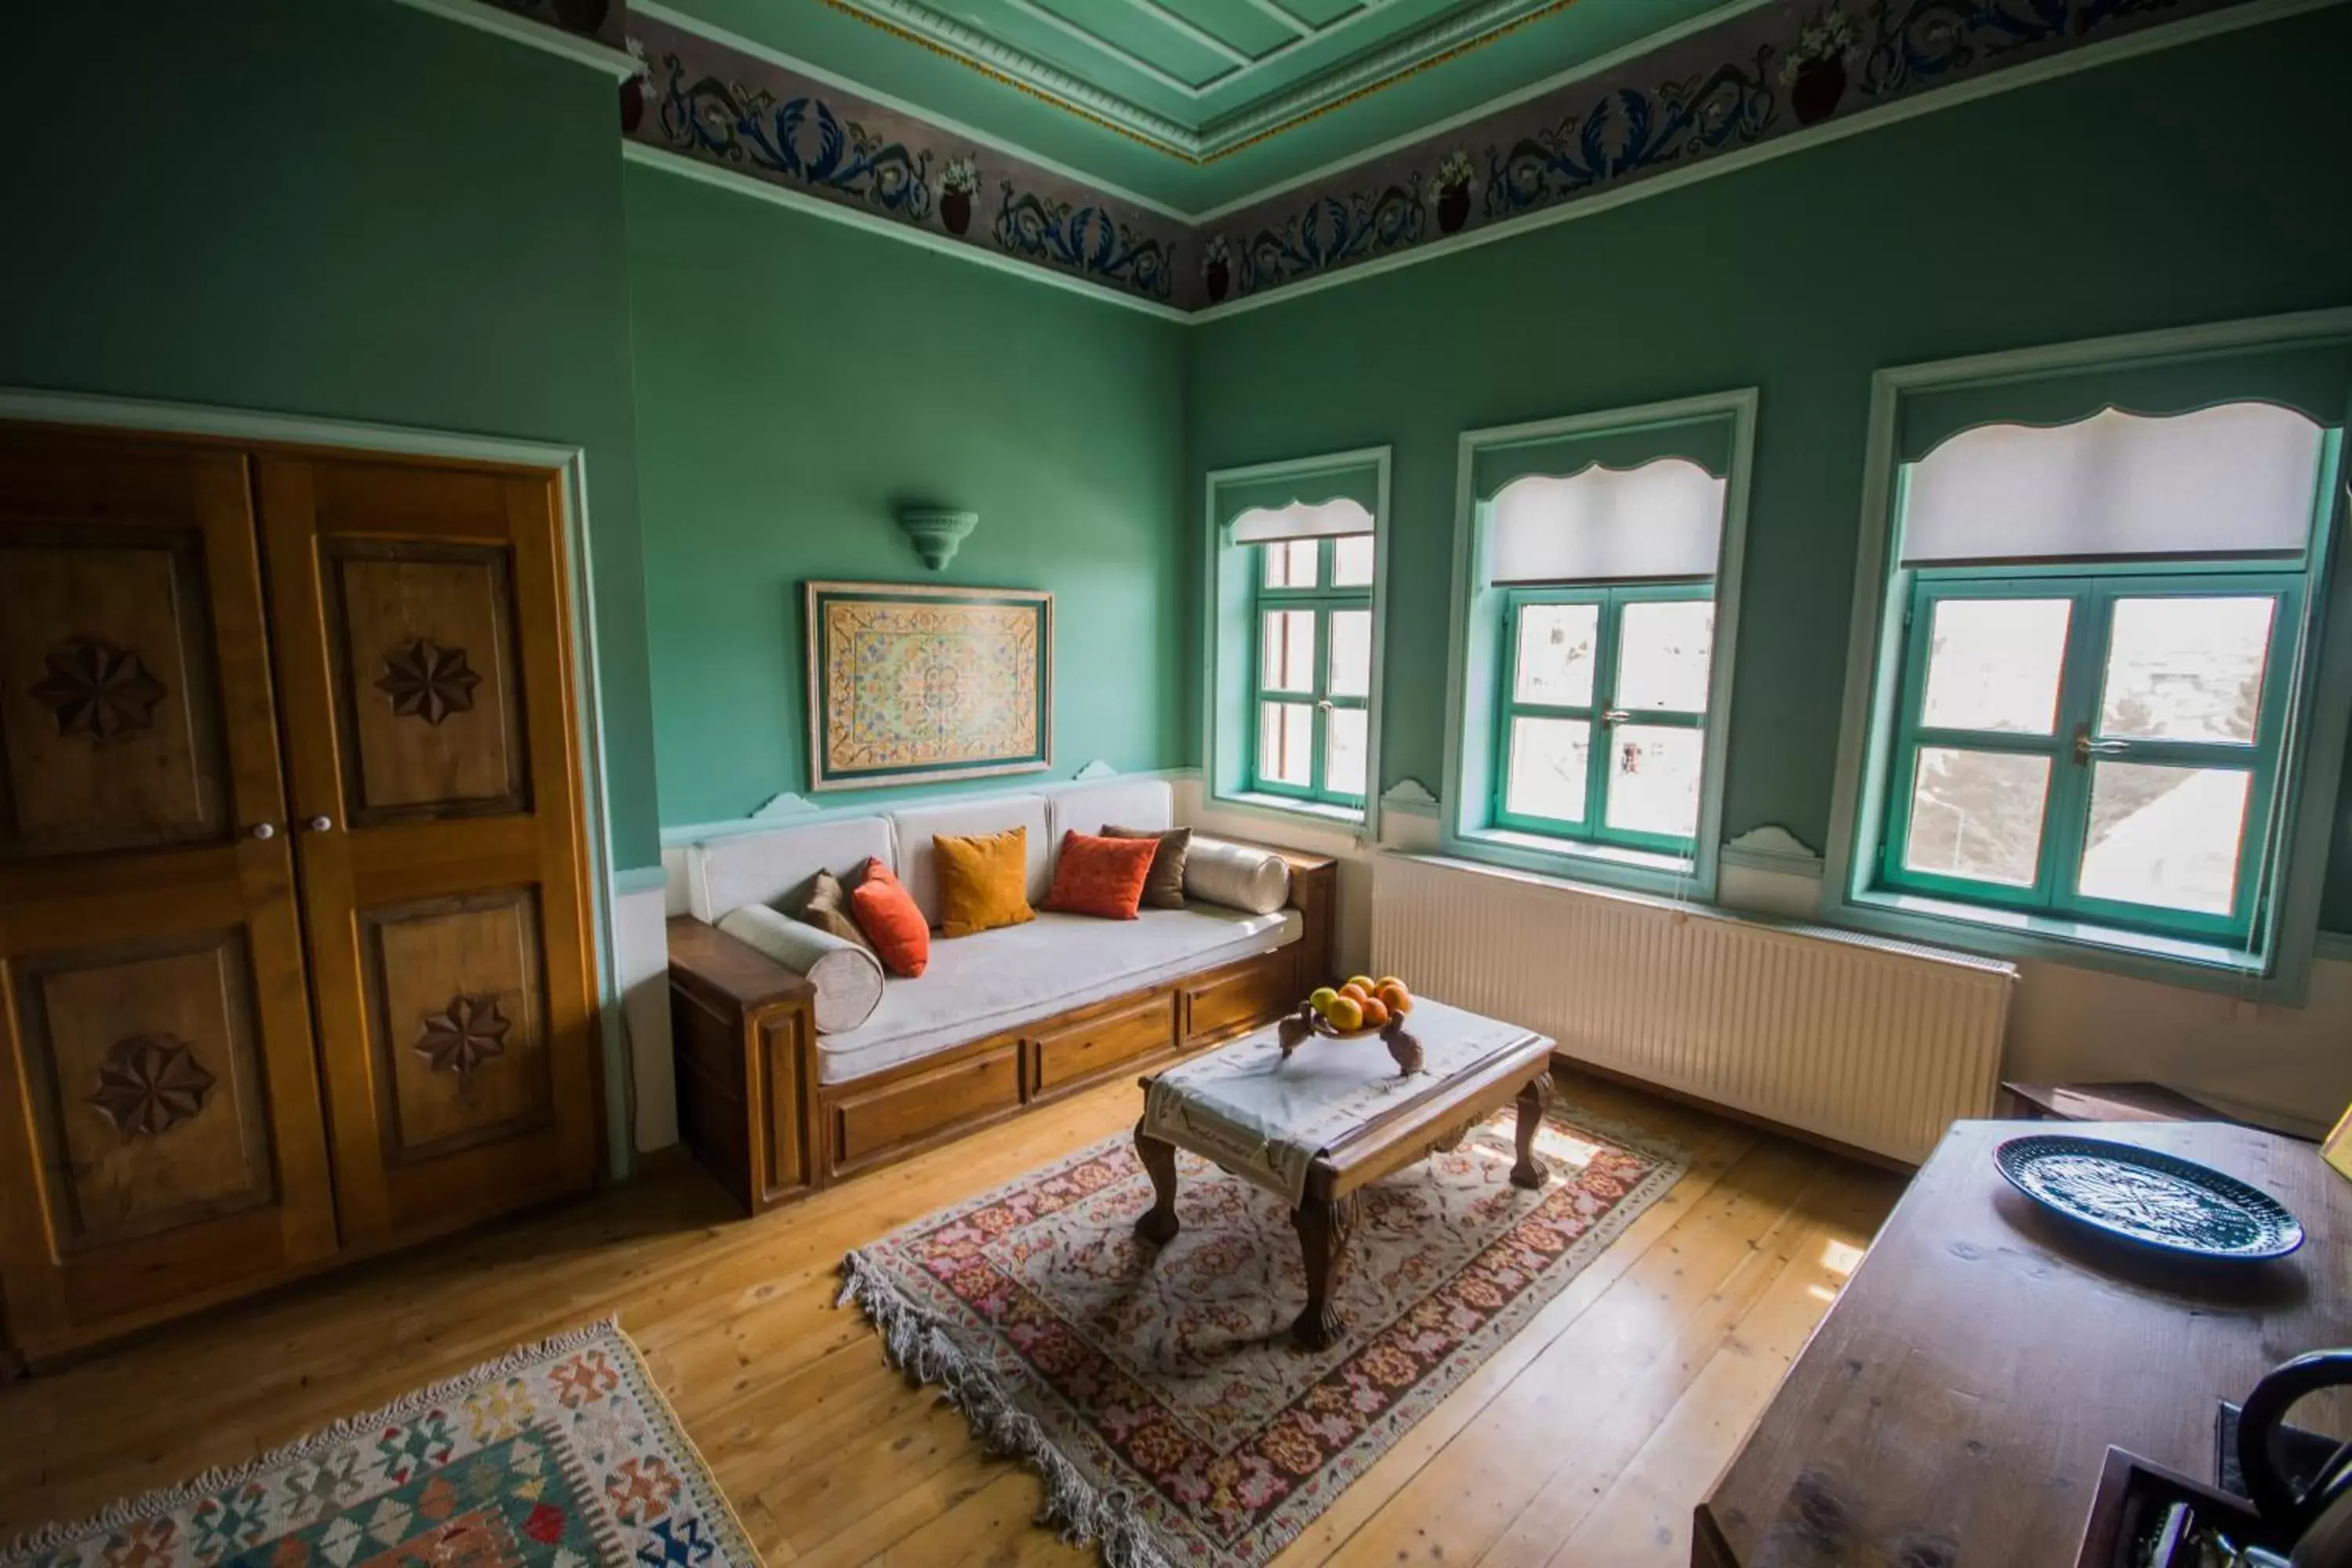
803, 580, 1053, 791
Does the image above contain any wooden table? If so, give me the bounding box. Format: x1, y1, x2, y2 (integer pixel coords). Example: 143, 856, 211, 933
2000, 1080, 2237, 1126
1134, 1020, 1556, 1350
1695, 1120, 2352, 1566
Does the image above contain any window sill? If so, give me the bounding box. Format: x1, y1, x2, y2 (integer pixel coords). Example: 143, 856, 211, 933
1448, 826, 1708, 901
1208, 790, 1367, 833
1839, 885, 2285, 996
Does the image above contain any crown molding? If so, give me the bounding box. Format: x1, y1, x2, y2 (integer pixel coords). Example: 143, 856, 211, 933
388, 0, 638, 78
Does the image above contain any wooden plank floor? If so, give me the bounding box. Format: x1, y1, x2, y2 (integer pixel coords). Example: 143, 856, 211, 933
0, 1069, 1904, 1566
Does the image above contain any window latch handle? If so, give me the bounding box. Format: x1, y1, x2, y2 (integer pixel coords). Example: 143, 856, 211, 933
2072, 728, 2129, 761
1316, 699, 1334, 712
1602, 708, 1632, 724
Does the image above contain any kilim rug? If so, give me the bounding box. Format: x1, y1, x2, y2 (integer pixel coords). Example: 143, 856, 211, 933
1, 1320, 756, 1568
840, 1100, 1688, 1567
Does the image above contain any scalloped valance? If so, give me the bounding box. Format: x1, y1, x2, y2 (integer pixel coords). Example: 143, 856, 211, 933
1896, 341, 2352, 463
1214, 459, 1382, 539
1489, 457, 1727, 584
1470, 414, 1735, 503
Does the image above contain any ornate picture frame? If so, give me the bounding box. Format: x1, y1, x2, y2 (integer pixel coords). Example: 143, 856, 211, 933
803, 580, 1054, 791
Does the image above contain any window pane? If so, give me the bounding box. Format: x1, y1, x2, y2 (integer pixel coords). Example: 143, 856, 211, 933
1903, 746, 2050, 887
1329, 610, 1371, 699
1614, 600, 1715, 713
2078, 762, 2250, 916
1514, 603, 1599, 707
1919, 598, 2071, 735
1261, 539, 1319, 589
1604, 724, 1703, 840
1261, 610, 1316, 693
2099, 596, 2275, 745
1505, 717, 1589, 822
1326, 706, 1367, 797
1258, 702, 1313, 787
1331, 535, 1374, 586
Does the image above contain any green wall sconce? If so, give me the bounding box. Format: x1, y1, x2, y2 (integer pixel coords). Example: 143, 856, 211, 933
897, 506, 978, 571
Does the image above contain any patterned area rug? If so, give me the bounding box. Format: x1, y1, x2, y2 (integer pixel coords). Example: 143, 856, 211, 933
840, 1099, 1689, 1567
2, 1320, 754, 1568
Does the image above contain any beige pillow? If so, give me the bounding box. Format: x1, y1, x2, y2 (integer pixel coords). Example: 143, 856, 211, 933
1183, 837, 1290, 915
792, 869, 877, 958
1103, 825, 1191, 909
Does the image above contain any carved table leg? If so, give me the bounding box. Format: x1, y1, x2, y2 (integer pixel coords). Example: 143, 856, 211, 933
1512, 1069, 1554, 1191
1290, 1192, 1358, 1350
1134, 1121, 1181, 1245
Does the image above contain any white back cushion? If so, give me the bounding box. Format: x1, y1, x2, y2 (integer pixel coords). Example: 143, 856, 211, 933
688, 815, 896, 922
887, 794, 1052, 927
1046, 778, 1173, 843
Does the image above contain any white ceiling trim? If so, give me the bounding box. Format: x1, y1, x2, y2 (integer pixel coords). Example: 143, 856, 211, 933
387, 0, 638, 77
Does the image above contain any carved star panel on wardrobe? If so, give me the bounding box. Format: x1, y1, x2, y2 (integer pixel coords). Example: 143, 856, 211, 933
0, 426, 600, 1363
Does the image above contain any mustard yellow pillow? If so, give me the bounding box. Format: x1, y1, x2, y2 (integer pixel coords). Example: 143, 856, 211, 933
934, 827, 1035, 938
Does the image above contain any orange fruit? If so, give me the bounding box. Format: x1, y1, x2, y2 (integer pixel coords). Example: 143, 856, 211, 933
1339, 982, 1370, 1004
1375, 975, 1404, 993
1326, 995, 1364, 1032
1375, 982, 1412, 1015
1345, 975, 1377, 994
1358, 997, 1391, 1029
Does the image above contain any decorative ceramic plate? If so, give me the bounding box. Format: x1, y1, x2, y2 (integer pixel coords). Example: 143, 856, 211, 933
1994, 1134, 2304, 1261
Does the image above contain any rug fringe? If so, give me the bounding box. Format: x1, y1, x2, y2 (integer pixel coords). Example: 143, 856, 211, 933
837, 1254, 1174, 1568
0, 1317, 623, 1567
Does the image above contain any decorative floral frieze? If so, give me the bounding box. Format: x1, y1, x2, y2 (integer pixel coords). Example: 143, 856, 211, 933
630, 0, 2256, 312
626, 13, 1185, 308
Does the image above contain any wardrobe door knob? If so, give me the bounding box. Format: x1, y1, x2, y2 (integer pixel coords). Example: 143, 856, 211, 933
249, 822, 276, 840
307, 815, 335, 833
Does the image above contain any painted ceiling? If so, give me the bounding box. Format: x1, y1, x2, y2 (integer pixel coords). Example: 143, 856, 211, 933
642, 0, 1754, 212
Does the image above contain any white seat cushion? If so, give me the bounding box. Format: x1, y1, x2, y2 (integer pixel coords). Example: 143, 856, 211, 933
688, 815, 895, 923
887, 795, 1051, 928
815, 906, 1301, 1084
1046, 778, 1174, 842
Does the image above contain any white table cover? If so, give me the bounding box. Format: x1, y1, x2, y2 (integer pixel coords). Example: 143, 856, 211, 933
1141, 999, 1542, 1205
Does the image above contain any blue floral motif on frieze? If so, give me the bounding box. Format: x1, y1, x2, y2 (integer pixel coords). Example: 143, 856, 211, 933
1486, 51, 1775, 218
654, 56, 932, 220
1860, 0, 2186, 94
993, 189, 1174, 299
1235, 184, 1424, 294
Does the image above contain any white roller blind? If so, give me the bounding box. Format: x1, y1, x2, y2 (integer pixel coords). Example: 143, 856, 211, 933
1900, 403, 2326, 565
1230, 495, 1375, 543
1490, 459, 1727, 584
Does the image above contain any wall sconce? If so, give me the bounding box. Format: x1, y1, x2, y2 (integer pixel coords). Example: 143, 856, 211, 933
896, 507, 978, 571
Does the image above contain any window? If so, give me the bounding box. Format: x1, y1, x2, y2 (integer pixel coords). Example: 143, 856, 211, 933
1444, 393, 1755, 898
1252, 535, 1374, 807
1494, 583, 1713, 853
1203, 450, 1389, 829
1827, 333, 2352, 994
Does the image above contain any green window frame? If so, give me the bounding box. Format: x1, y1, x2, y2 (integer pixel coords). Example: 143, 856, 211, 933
1876, 564, 2304, 945
1492, 580, 1713, 856
1249, 537, 1374, 808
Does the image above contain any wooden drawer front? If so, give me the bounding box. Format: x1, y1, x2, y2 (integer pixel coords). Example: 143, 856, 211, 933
1183, 950, 1293, 1044
832, 1045, 1019, 1166
1033, 992, 1176, 1094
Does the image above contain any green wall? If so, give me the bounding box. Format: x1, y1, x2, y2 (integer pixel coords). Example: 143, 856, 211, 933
624, 167, 1192, 830
0, 0, 662, 872
1185, 5, 2352, 927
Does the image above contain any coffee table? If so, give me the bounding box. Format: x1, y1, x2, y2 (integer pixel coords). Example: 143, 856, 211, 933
1133, 999, 1557, 1349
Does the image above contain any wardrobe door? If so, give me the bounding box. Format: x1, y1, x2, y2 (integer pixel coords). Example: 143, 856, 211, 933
256, 454, 599, 1249
0, 430, 337, 1358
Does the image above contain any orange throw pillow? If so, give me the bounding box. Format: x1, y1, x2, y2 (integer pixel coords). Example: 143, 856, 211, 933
935, 828, 1035, 938
849, 858, 929, 977
1045, 830, 1160, 920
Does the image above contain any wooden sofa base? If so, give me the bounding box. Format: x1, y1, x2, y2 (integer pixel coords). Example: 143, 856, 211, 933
669, 848, 1336, 1217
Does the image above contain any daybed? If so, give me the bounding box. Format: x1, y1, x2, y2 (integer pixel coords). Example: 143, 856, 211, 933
666, 779, 1335, 1214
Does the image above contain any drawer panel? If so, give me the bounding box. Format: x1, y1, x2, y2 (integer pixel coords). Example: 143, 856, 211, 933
832, 1044, 1019, 1166
1033, 991, 1176, 1094
1183, 949, 1293, 1045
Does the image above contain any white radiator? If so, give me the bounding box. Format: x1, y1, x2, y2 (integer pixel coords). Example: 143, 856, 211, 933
1371, 855, 2015, 1164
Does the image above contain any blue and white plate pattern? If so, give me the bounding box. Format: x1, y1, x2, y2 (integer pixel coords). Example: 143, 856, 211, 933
1994, 1134, 2304, 1261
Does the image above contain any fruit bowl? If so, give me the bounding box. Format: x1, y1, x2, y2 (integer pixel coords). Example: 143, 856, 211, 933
1276, 981, 1424, 1076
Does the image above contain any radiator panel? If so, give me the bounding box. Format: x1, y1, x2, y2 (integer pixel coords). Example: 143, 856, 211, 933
1371, 855, 2013, 1163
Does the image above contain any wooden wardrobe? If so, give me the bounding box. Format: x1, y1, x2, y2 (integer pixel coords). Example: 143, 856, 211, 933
0, 425, 601, 1363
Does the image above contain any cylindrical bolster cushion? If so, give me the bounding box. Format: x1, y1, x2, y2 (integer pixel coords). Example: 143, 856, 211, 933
1181, 837, 1290, 914
716, 906, 884, 1034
